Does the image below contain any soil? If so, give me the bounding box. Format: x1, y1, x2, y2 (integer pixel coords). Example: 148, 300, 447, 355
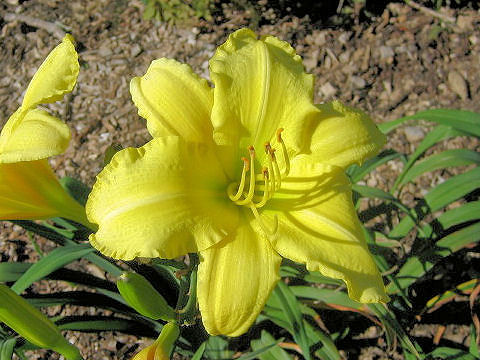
1, 0, 479, 359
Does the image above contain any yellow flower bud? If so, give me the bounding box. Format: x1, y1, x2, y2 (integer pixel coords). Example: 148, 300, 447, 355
131, 322, 180, 360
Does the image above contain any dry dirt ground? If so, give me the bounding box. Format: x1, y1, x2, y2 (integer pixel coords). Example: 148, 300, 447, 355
1, 0, 479, 359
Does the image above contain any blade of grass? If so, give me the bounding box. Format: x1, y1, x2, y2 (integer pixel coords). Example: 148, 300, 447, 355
273, 281, 312, 360
236, 342, 278, 360
11, 244, 94, 294
0, 338, 16, 360
378, 109, 480, 136
56, 316, 157, 337
389, 167, 480, 239
191, 342, 206, 360
0, 263, 31, 282
251, 331, 291, 360
398, 149, 480, 187
388, 222, 480, 293
347, 149, 404, 183
368, 303, 423, 358
392, 125, 465, 193
204, 336, 234, 360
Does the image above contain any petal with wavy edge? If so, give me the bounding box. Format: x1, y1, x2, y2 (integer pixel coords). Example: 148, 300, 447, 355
210, 28, 319, 174
0, 160, 84, 221
22, 34, 79, 109
0, 108, 70, 163
198, 215, 281, 336
87, 137, 238, 260
309, 101, 386, 168
130, 58, 213, 141
262, 157, 389, 303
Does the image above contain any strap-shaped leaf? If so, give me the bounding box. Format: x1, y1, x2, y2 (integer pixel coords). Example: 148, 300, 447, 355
11, 244, 94, 294
378, 109, 480, 136
398, 149, 480, 187
271, 282, 311, 360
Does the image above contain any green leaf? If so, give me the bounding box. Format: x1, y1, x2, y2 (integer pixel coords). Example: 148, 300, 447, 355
392, 125, 465, 192
388, 222, 480, 293
378, 109, 480, 136
469, 324, 479, 358
59, 176, 91, 206
11, 244, 94, 294
251, 331, 291, 360
271, 282, 311, 360
12, 220, 71, 244
191, 342, 206, 360
236, 341, 279, 360
347, 149, 404, 183
421, 201, 480, 239
427, 347, 476, 359
368, 303, 423, 358
56, 316, 156, 337
398, 149, 480, 187
389, 167, 480, 240
0, 263, 31, 282
204, 336, 234, 360
0, 338, 16, 360
425, 167, 480, 212
290, 286, 362, 310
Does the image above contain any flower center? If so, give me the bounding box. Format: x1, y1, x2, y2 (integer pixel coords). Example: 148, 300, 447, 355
226, 129, 290, 235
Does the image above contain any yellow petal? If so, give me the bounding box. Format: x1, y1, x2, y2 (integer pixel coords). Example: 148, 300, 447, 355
130, 58, 213, 141
197, 216, 282, 336
131, 342, 156, 360
310, 101, 386, 168
0, 160, 86, 223
210, 28, 319, 169
262, 157, 388, 303
87, 137, 238, 260
0, 108, 70, 163
22, 34, 79, 109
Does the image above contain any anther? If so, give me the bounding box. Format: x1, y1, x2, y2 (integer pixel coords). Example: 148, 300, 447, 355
254, 167, 270, 208
276, 128, 284, 142
264, 142, 272, 154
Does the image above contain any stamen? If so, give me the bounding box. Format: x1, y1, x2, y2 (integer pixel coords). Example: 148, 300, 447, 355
254, 167, 270, 208
249, 204, 278, 236
276, 128, 290, 176
269, 148, 282, 190
228, 157, 249, 202
264, 143, 276, 192
236, 146, 256, 205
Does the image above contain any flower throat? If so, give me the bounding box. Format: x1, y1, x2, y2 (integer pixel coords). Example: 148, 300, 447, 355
227, 128, 290, 235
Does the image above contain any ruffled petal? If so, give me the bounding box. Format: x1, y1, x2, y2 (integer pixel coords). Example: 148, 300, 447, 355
210, 28, 319, 172
309, 101, 386, 168
22, 34, 79, 109
130, 58, 213, 141
0, 108, 70, 163
262, 157, 388, 303
197, 216, 281, 336
0, 159, 85, 222
86, 137, 238, 260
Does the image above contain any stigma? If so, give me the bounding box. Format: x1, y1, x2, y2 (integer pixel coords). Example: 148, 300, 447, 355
226, 129, 290, 235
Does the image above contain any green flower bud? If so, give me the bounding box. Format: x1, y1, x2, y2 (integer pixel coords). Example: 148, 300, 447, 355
117, 272, 175, 321
0, 284, 81, 360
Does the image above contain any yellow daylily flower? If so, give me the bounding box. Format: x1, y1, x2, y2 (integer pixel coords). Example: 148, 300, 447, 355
130, 322, 179, 360
86, 28, 389, 336
0, 35, 89, 226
